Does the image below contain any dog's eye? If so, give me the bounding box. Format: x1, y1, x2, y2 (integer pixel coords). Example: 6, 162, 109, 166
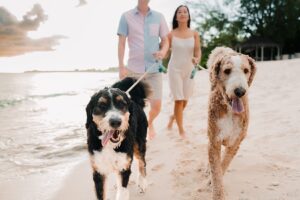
115, 101, 127, 110
244, 68, 249, 74
93, 103, 108, 114
224, 69, 231, 75
93, 107, 103, 115
96, 103, 107, 111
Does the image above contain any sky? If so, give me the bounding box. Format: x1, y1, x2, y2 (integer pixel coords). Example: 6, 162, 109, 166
0, 0, 187, 72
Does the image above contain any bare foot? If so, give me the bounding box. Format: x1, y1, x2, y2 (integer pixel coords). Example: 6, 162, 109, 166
179, 130, 187, 139
167, 115, 175, 130
147, 124, 156, 140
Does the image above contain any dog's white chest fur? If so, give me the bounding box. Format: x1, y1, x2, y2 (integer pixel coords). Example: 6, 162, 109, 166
92, 147, 131, 175
217, 112, 242, 145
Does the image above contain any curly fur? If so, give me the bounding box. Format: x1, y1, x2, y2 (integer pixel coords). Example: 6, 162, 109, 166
207, 47, 257, 200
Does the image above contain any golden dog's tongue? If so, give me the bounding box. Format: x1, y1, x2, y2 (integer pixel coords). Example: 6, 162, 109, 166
101, 131, 114, 146
232, 98, 244, 113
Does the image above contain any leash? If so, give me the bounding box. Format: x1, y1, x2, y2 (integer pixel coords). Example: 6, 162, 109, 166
125, 60, 165, 97
124, 62, 208, 96
195, 64, 208, 72
190, 64, 209, 79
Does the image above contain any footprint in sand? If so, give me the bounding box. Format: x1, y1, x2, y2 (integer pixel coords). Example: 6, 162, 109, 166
175, 137, 191, 144
204, 166, 211, 178
195, 164, 211, 186
186, 124, 193, 129
181, 159, 195, 165
166, 131, 177, 139
146, 158, 152, 163
151, 163, 164, 171
197, 185, 212, 193
149, 149, 160, 154
269, 182, 280, 187
129, 180, 136, 185
184, 139, 191, 145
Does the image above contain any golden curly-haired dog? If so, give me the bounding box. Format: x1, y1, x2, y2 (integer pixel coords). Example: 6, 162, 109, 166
207, 47, 256, 200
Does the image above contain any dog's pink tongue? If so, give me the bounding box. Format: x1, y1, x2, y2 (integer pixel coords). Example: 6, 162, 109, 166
101, 131, 114, 146
232, 98, 244, 113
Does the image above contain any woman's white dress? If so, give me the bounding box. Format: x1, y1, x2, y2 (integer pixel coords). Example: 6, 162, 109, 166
167, 36, 195, 100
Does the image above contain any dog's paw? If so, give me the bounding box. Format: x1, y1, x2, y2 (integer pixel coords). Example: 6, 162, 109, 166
137, 175, 147, 193
116, 187, 129, 200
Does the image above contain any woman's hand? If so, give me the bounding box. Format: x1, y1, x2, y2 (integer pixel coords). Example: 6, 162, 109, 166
192, 57, 200, 65
153, 51, 165, 60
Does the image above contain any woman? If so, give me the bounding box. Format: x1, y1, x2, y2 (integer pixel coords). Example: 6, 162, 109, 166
166, 5, 201, 139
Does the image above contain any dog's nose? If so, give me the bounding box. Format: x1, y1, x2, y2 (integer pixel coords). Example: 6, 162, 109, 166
109, 118, 122, 128
234, 87, 246, 98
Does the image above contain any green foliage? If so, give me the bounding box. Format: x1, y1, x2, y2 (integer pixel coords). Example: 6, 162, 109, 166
187, 0, 242, 67
239, 0, 300, 53
187, 0, 300, 64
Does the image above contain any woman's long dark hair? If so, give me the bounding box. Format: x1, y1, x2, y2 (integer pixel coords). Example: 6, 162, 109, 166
172, 5, 191, 29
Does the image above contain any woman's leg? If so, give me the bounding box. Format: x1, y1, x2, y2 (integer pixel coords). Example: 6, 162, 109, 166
182, 100, 188, 111
168, 100, 188, 132
167, 114, 175, 130
167, 103, 175, 130
174, 100, 186, 138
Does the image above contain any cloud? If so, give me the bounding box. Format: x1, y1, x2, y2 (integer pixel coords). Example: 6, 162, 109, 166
0, 4, 65, 57
77, 0, 87, 7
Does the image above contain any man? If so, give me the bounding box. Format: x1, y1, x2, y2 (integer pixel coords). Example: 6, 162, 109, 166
117, 0, 169, 140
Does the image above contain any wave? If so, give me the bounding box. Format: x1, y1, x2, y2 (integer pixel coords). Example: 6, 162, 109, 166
0, 98, 25, 108
0, 92, 77, 108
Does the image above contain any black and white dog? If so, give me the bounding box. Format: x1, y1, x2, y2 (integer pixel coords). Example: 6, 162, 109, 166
85, 77, 150, 200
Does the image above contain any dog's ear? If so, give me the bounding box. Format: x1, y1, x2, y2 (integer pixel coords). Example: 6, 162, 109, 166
209, 57, 222, 89
246, 56, 257, 86
85, 93, 98, 129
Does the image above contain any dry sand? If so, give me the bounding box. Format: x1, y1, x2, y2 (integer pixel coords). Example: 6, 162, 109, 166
53, 58, 300, 200
53, 59, 300, 200
3, 58, 300, 200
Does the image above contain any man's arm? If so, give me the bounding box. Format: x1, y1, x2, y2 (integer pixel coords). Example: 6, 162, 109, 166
160, 36, 169, 58
153, 13, 170, 60
117, 13, 128, 79
118, 35, 127, 79
153, 36, 169, 60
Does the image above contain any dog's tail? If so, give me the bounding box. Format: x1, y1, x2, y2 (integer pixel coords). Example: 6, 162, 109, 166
111, 77, 151, 108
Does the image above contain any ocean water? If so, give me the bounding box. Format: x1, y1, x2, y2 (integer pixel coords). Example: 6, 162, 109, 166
0, 72, 118, 181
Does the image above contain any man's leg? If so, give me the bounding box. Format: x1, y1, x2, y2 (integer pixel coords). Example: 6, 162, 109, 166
147, 99, 161, 140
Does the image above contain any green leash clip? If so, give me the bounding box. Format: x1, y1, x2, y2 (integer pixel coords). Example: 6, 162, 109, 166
190, 67, 197, 79
158, 64, 167, 73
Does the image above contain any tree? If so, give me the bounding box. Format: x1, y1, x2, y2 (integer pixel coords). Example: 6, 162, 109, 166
187, 0, 300, 64
187, 0, 242, 67
239, 0, 300, 54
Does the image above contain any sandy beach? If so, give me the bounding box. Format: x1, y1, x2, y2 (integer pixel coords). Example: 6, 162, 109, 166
1, 59, 300, 200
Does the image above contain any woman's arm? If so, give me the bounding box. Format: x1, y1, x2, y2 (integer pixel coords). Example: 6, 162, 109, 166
164, 32, 173, 62
193, 31, 201, 65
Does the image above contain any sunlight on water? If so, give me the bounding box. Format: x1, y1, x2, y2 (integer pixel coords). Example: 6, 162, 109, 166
0, 72, 118, 181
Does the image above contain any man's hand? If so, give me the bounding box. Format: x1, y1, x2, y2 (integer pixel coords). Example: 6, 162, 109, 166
119, 65, 127, 79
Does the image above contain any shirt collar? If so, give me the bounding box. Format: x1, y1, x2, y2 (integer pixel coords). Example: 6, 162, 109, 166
134, 6, 152, 16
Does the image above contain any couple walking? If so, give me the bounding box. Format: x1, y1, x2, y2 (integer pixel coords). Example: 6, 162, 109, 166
117, 0, 201, 139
